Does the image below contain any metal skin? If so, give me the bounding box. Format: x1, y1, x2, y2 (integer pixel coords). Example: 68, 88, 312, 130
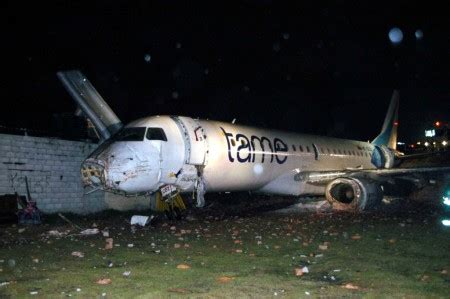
82, 115, 381, 197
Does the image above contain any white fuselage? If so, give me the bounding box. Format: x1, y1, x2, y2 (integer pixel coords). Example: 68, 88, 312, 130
83, 115, 377, 196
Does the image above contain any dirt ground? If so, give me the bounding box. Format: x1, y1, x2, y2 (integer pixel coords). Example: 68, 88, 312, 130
0, 195, 449, 298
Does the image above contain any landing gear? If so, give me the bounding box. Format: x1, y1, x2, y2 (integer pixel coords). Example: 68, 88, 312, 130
150, 187, 187, 221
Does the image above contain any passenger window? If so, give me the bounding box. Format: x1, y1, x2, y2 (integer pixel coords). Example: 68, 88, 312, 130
292, 145, 296, 151
306, 146, 310, 153
146, 128, 167, 141
338, 149, 342, 154
333, 149, 337, 154
299, 145, 303, 152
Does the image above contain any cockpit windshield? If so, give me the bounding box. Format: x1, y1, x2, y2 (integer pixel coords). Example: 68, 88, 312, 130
112, 127, 146, 141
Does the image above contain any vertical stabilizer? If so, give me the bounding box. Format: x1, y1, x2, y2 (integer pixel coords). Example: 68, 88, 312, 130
57, 70, 123, 141
371, 90, 399, 150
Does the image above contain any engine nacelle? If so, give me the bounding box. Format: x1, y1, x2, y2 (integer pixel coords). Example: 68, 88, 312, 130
371, 145, 395, 169
325, 177, 383, 212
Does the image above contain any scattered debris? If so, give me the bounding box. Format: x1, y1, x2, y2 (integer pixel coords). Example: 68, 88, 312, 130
216, 276, 234, 283
176, 264, 191, 270
105, 238, 113, 250
96, 278, 112, 285
47, 230, 66, 237
0, 281, 10, 287
351, 234, 362, 240
102, 230, 109, 237
294, 266, 309, 276
58, 213, 82, 230
18, 228, 26, 233
71, 251, 84, 258
30, 291, 38, 295
80, 228, 99, 235
441, 269, 448, 275
130, 215, 153, 227
342, 283, 359, 290
123, 271, 131, 277
127, 243, 134, 248
319, 244, 328, 250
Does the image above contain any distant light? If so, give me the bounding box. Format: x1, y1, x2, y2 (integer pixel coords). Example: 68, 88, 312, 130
282, 33, 290, 40
417, 141, 421, 145
443, 196, 450, 206
394, 121, 399, 126
435, 121, 441, 127
415, 29, 424, 40
424, 142, 429, 147
425, 129, 435, 137
144, 54, 151, 63
443, 140, 448, 146
397, 142, 405, 145
433, 141, 436, 145
410, 144, 415, 148
442, 219, 450, 227
388, 27, 403, 44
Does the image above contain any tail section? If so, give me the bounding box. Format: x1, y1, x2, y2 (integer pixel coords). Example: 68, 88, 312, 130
57, 70, 123, 141
371, 90, 399, 150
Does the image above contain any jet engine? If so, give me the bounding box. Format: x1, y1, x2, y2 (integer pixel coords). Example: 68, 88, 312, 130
325, 177, 383, 212
371, 145, 395, 169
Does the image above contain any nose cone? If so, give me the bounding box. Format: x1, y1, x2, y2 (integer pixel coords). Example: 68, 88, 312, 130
81, 158, 106, 187
82, 141, 161, 194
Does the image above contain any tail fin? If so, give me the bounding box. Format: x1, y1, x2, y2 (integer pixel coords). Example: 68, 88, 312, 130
57, 70, 123, 141
371, 90, 399, 150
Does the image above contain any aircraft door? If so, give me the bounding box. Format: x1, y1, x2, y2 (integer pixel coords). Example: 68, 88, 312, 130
173, 116, 208, 166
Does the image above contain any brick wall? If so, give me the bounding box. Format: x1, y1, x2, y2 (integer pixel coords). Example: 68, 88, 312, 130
0, 134, 107, 214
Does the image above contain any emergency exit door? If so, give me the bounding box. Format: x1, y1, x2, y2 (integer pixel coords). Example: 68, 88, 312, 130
173, 116, 208, 165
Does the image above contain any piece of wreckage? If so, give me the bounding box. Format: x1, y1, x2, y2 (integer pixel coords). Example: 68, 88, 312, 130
57, 70, 450, 216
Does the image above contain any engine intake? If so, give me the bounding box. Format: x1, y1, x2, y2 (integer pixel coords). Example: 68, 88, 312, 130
325, 177, 383, 212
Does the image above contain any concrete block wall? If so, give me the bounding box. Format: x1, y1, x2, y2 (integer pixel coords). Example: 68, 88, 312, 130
0, 134, 107, 214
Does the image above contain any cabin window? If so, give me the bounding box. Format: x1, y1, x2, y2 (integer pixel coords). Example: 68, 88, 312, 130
343, 150, 347, 155
146, 127, 168, 141
306, 146, 310, 153
327, 148, 330, 154
333, 148, 337, 154
114, 127, 146, 141
320, 147, 325, 153
352, 150, 356, 155
292, 145, 296, 151
338, 149, 342, 154
299, 145, 304, 152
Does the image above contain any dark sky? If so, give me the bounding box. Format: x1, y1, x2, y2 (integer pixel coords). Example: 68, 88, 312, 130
5, 1, 450, 143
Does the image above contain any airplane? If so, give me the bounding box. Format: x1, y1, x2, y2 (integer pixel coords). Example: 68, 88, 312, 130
57, 70, 450, 214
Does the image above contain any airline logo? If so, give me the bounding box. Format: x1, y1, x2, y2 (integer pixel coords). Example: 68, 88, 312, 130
221, 127, 288, 164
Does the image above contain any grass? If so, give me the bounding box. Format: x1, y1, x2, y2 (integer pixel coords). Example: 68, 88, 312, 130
0, 202, 449, 298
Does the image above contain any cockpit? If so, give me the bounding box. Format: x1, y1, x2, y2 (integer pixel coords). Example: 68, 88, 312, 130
111, 127, 167, 142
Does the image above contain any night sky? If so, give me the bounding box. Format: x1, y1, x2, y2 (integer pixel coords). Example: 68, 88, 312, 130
5, 1, 450, 143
